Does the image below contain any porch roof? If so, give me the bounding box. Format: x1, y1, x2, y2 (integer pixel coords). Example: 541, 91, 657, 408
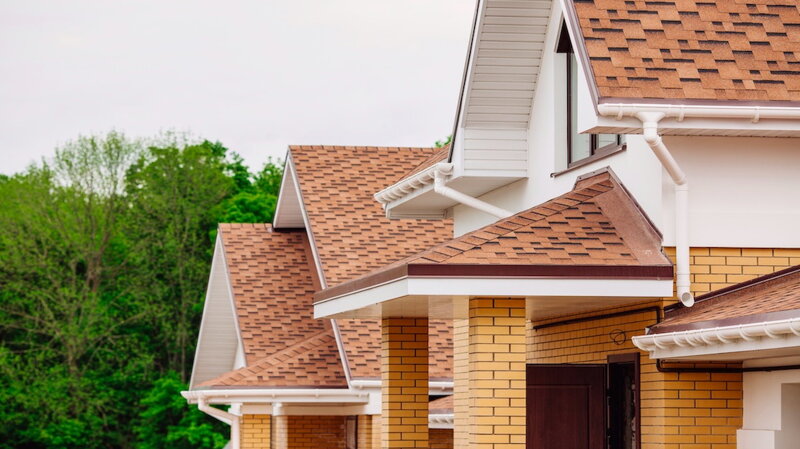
314, 168, 675, 320
633, 265, 800, 364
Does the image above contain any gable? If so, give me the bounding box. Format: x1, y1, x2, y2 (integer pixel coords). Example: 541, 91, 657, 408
189, 236, 244, 389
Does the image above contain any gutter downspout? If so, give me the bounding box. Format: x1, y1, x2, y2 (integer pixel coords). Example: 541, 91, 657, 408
433, 163, 513, 219
636, 111, 694, 307
198, 397, 241, 449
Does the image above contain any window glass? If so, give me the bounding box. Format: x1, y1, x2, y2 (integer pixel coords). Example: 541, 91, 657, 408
568, 53, 590, 163
596, 133, 619, 149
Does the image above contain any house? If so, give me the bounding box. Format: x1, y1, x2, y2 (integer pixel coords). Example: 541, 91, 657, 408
310, 1, 800, 449
183, 146, 457, 449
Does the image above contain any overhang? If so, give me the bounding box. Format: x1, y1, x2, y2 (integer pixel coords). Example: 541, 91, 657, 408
317, 169, 675, 320
314, 266, 673, 320
632, 314, 800, 363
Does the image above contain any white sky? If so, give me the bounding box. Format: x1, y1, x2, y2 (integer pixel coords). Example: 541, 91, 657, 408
0, 1, 474, 174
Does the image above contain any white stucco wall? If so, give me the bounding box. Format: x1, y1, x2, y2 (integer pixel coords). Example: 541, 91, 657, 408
453, 2, 800, 249
739, 369, 800, 449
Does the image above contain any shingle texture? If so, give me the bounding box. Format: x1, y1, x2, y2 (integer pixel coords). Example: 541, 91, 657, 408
429, 395, 454, 414
290, 145, 454, 379
204, 224, 346, 387
574, 0, 800, 102
198, 328, 347, 388
335, 169, 671, 280
653, 265, 800, 332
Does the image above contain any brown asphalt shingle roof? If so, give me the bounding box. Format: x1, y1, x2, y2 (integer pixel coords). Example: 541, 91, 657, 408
290, 145, 454, 380
317, 169, 672, 297
206, 224, 346, 388
429, 395, 453, 414
197, 327, 347, 388
573, 0, 800, 102
652, 265, 800, 333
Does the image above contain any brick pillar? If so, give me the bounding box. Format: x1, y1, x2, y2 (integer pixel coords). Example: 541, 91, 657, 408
453, 318, 470, 449
382, 317, 429, 448
357, 415, 375, 449
469, 298, 526, 449
240, 414, 271, 449
271, 414, 288, 449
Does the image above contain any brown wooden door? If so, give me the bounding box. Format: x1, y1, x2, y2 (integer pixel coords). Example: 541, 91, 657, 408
526, 364, 606, 449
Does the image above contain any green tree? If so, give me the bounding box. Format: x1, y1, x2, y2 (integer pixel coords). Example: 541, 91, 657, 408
0, 132, 283, 448
134, 371, 226, 449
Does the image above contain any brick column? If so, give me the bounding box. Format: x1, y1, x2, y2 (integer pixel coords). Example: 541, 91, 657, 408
453, 318, 470, 449
240, 414, 271, 449
382, 317, 429, 448
271, 414, 288, 449
469, 298, 526, 449
357, 415, 376, 449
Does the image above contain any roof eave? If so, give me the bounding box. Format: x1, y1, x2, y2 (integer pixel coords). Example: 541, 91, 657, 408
314, 265, 675, 320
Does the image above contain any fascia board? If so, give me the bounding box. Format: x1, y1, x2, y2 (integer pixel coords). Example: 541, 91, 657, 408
314, 277, 674, 319
182, 388, 371, 405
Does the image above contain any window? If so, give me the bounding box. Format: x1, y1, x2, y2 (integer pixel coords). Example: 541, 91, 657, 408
558, 23, 623, 166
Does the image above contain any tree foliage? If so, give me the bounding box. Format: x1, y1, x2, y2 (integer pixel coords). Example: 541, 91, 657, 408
0, 132, 283, 448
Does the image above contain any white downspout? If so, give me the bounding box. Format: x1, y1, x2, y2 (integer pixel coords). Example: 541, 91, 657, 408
198, 397, 241, 449
433, 164, 513, 219
636, 111, 694, 307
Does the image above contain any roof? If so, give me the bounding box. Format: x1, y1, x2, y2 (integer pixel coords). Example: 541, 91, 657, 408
429, 395, 453, 414
289, 145, 455, 379
317, 168, 673, 301
651, 264, 800, 333
399, 146, 449, 180
218, 224, 329, 365
572, 0, 800, 103
197, 327, 347, 388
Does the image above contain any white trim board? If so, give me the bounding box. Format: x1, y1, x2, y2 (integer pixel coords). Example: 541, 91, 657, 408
314, 276, 673, 319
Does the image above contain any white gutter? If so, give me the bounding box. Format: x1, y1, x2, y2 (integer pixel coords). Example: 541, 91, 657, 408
197, 397, 240, 449
374, 163, 512, 219
349, 379, 454, 394
632, 317, 800, 358
428, 414, 455, 430
598, 107, 695, 306
598, 103, 800, 123
182, 388, 371, 405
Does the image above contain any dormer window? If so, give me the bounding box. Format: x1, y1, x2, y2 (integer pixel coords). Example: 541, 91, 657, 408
557, 23, 623, 166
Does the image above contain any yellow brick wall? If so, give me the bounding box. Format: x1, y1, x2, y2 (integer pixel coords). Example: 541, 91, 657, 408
357, 415, 377, 449
469, 298, 526, 449
241, 414, 271, 449
382, 317, 429, 448
525, 247, 798, 449
453, 318, 469, 449
286, 416, 347, 449
665, 247, 798, 296
430, 428, 454, 449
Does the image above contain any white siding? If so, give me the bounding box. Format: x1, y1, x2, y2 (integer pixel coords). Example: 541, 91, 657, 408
189, 237, 243, 389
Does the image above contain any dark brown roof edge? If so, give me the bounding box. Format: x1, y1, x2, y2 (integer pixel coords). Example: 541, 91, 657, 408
664, 264, 800, 314
599, 97, 800, 108
650, 308, 800, 335
314, 263, 674, 303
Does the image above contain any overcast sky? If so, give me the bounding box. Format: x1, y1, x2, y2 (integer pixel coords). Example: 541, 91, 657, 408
0, 1, 474, 174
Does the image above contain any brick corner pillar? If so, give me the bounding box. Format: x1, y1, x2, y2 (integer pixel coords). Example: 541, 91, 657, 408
382, 317, 430, 449
469, 298, 527, 449
241, 414, 271, 449
270, 405, 288, 449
